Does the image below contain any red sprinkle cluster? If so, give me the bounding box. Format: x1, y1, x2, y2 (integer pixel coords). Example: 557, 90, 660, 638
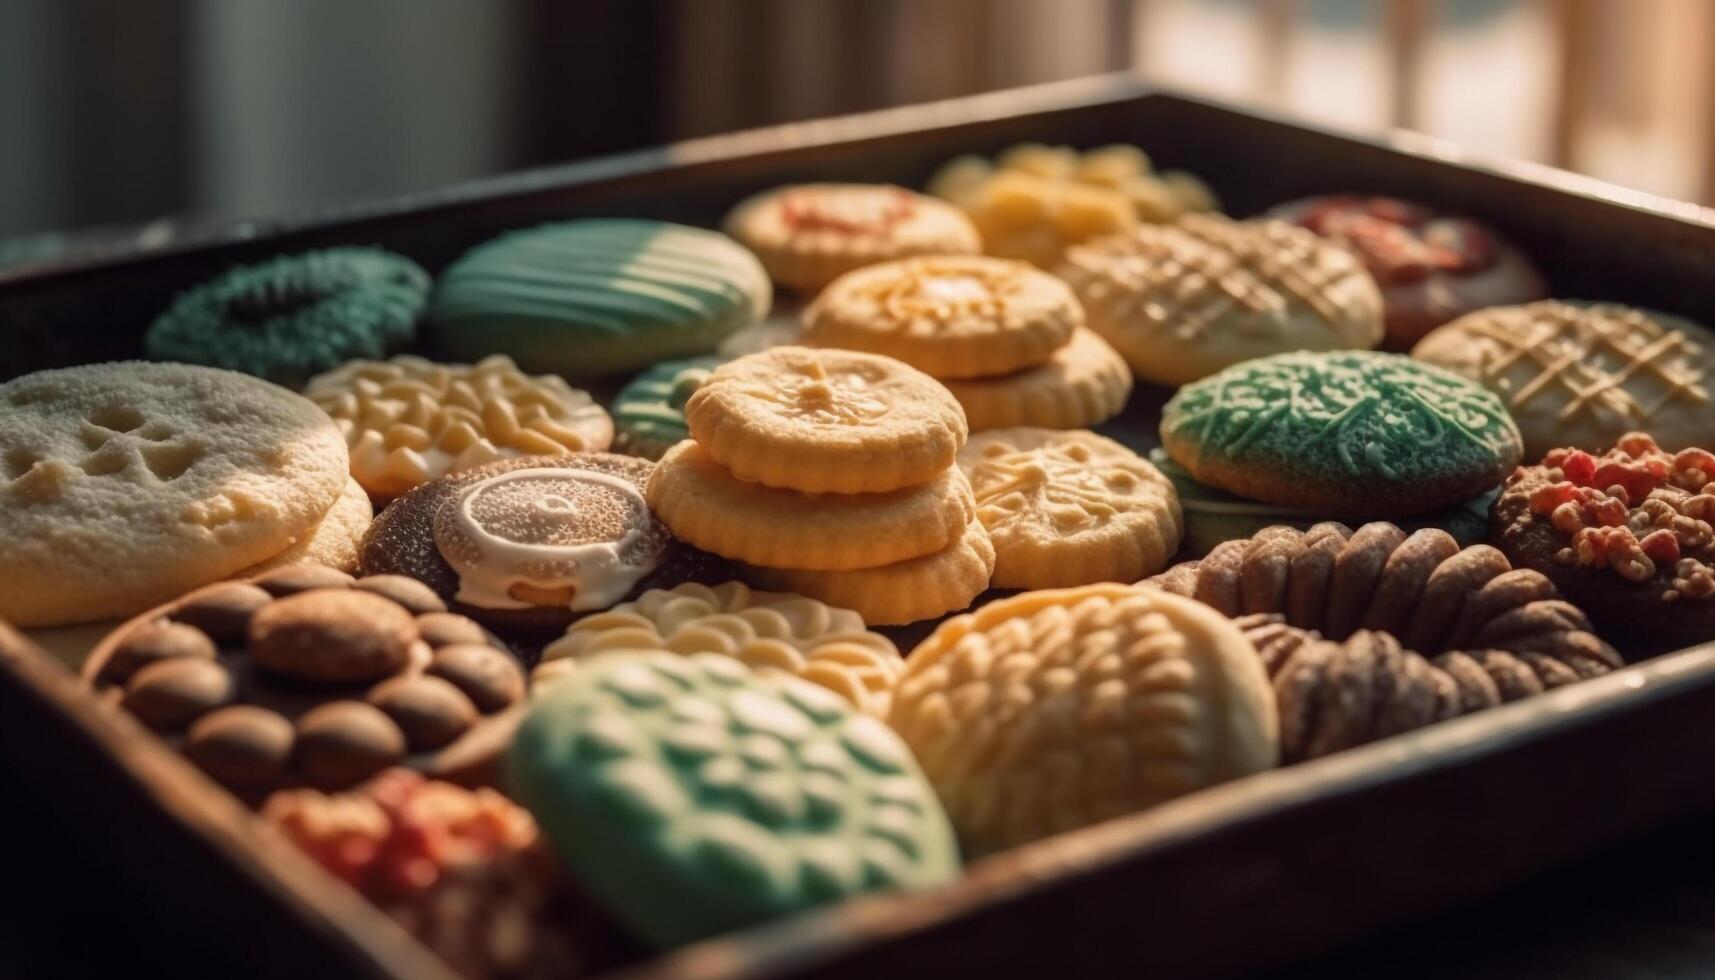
1296, 195, 1496, 284
779, 188, 916, 234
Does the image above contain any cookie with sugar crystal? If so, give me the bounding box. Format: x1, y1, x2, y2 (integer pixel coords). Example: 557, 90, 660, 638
684, 346, 967, 494
646, 440, 975, 571
0, 362, 349, 627
803, 255, 1079, 379
746, 519, 994, 626
938, 327, 1131, 432
959, 428, 1182, 588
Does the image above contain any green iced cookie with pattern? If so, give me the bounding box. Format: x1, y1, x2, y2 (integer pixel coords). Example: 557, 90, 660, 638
610, 356, 725, 460
145, 248, 429, 388
429, 220, 771, 379
509, 651, 959, 948
1160, 350, 1521, 518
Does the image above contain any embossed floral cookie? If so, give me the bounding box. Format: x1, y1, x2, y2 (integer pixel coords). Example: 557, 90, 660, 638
724, 183, 980, 293
958, 428, 1182, 588
1058, 214, 1385, 386
509, 651, 960, 947
889, 584, 1277, 855
1160, 350, 1522, 517
306, 354, 613, 502
536, 581, 901, 715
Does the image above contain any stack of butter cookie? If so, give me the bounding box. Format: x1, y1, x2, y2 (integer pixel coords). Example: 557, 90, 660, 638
645, 346, 994, 625
803, 254, 1132, 432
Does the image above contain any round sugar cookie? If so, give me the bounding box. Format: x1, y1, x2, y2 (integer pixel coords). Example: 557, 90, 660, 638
1058, 214, 1384, 386
306, 354, 613, 502
428, 220, 771, 378
1161, 350, 1522, 518
889, 584, 1277, 855
508, 651, 960, 948
684, 346, 968, 494
1411, 301, 1715, 459
537, 580, 901, 716
723, 183, 980, 293
958, 428, 1182, 588
646, 440, 975, 571
938, 328, 1131, 432
240, 477, 373, 577
745, 519, 995, 626
802, 255, 1079, 379
609, 355, 724, 461
0, 363, 349, 627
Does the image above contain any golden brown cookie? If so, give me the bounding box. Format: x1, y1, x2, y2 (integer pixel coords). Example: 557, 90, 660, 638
746, 520, 995, 626
683, 346, 968, 494
959, 428, 1182, 588
240, 477, 373, 576
938, 328, 1131, 431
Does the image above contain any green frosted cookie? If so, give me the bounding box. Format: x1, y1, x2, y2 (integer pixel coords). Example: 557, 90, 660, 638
1160, 350, 1521, 518
610, 355, 725, 460
144, 248, 428, 387
429, 220, 771, 379
509, 651, 959, 948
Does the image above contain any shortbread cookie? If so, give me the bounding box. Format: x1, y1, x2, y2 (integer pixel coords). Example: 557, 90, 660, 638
240, 477, 372, 576
723, 183, 981, 293
509, 651, 959, 947
1269, 195, 1547, 350
959, 429, 1181, 588
939, 328, 1131, 431
429, 220, 771, 378
537, 581, 901, 715
1412, 301, 1715, 458
802, 256, 1079, 378
684, 346, 967, 494
646, 441, 974, 570
1161, 350, 1522, 517
1058, 214, 1385, 386
889, 584, 1277, 854
609, 355, 723, 461
0, 363, 349, 627
144, 248, 429, 387
746, 520, 994, 626
306, 354, 612, 502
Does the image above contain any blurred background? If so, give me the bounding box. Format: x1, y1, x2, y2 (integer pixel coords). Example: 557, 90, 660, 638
1, 0, 1709, 254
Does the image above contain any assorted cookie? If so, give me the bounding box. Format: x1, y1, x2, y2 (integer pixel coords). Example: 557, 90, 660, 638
609, 355, 723, 460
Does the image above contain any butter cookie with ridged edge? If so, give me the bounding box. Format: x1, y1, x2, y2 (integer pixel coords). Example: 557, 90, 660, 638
745, 520, 994, 626
684, 346, 967, 494
803, 255, 1079, 379
646, 441, 974, 571
939, 328, 1131, 432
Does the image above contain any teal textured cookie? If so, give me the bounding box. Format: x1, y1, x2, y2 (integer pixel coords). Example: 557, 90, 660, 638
428, 220, 771, 378
509, 651, 959, 948
611, 356, 725, 460
144, 248, 429, 387
1160, 350, 1521, 517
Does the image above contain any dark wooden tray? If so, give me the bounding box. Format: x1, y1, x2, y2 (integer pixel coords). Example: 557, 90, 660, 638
6, 75, 1715, 979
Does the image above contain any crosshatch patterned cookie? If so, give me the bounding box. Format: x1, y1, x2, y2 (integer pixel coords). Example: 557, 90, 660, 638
746, 519, 995, 627
888, 584, 1277, 855
803, 255, 1080, 379
1160, 350, 1522, 517
508, 651, 960, 948
536, 581, 902, 716
684, 346, 968, 494
1058, 214, 1385, 386
1412, 301, 1715, 458
958, 429, 1181, 588
938, 328, 1132, 432
0, 362, 349, 627
306, 354, 613, 502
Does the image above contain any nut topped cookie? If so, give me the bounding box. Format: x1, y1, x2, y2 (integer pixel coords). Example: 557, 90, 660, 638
1058, 214, 1384, 386
1160, 350, 1522, 517
1412, 301, 1715, 458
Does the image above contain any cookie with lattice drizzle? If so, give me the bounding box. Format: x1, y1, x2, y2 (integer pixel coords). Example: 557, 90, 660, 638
509, 651, 959, 947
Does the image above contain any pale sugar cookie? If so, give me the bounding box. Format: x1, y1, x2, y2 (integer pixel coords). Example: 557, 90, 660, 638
958, 428, 1182, 588
306, 354, 612, 503
803, 255, 1080, 379
746, 519, 994, 626
723, 183, 980, 293
938, 328, 1131, 431
683, 346, 967, 494
239, 477, 372, 576
0, 362, 348, 627
646, 441, 975, 571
